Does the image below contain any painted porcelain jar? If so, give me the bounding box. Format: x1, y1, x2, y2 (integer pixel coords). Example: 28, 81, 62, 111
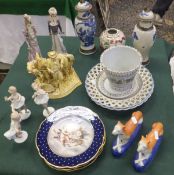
75, 1, 96, 55
100, 28, 125, 50
132, 10, 156, 65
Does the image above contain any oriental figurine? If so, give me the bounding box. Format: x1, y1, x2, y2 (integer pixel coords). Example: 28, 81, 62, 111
112, 111, 143, 157
48, 7, 67, 53
4, 86, 31, 121
4, 110, 28, 143
133, 122, 164, 172
24, 14, 41, 61
32, 82, 55, 117
27, 52, 81, 99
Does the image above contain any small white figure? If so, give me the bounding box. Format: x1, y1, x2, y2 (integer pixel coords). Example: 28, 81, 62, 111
24, 14, 42, 62
48, 7, 67, 53
32, 83, 55, 117
4, 86, 31, 121
4, 110, 28, 143
169, 56, 174, 93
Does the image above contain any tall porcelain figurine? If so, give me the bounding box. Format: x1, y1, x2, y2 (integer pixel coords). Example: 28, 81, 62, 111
4, 110, 28, 143
112, 111, 143, 157
75, 0, 96, 55
133, 122, 164, 172
4, 86, 31, 121
24, 14, 41, 62
32, 83, 55, 117
48, 7, 67, 53
132, 10, 156, 65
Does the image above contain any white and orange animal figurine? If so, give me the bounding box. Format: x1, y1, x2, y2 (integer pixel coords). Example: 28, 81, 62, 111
112, 111, 143, 157
133, 122, 164, 172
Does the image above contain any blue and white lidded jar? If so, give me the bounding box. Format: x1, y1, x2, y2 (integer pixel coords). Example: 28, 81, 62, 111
75, 0, 96, 55
132, 10, 156, 65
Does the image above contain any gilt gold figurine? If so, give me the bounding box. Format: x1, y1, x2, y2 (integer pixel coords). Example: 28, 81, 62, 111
27, 51, 81, 99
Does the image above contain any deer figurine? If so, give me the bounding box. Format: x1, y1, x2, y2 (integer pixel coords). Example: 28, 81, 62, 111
133, 122, 164, 172
112, 111, 143, 157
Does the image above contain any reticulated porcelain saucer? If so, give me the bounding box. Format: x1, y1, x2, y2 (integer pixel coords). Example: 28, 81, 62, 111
36, 106, 105, 171
97, 71, 142, 99
85, 63, 154, 111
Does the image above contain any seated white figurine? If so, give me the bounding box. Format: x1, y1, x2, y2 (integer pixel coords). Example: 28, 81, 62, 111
32, 83, 55, 117
4, 86, 31, 121
4, 110, 28, 143
169, 56, 174, 93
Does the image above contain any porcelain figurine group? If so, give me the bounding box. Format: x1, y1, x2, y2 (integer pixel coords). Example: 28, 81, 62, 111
24, 8, 66, 61
112, 111, 164, 172
24, 7, 81, 99
4, 85, 55, 143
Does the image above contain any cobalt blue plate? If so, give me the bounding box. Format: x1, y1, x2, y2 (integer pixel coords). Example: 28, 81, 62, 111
36, 106, 105, 170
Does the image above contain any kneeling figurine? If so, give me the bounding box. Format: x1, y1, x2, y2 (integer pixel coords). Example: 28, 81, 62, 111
112, 111, 143, 157
133, 122, 164, 172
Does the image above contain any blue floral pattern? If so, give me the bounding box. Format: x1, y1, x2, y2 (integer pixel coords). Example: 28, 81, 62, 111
132, 31, 139, 40
75, 14, 96, 47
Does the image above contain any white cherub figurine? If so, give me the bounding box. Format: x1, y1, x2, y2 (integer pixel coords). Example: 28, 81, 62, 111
4, 110, 28, 143
169, 56, 174, 93
4, 86, 31, 121
32, 82, 55, 117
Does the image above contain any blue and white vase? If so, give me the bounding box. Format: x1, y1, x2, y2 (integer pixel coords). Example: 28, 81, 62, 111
132, 10, 156, 65
75, 1, 96, 55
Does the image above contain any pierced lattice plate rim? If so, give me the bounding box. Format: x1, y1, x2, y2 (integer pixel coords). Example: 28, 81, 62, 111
85, 63, 154, 111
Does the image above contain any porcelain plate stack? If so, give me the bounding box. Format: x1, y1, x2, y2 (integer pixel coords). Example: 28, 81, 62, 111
36, 106, 106, 171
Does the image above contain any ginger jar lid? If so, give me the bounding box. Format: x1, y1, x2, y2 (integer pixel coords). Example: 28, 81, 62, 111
75, 0, 92, 12
138, 10, 154, 29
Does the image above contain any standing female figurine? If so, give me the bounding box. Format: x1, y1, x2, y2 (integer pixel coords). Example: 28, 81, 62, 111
24, 14, 41, 61
48, 7, 67, 53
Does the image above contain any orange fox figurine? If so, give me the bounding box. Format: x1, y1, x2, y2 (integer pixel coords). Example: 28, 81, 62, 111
112, 111, 143, 157
112, 111, 143, 137
134, 122, 164, 171
138, 122, 163, 152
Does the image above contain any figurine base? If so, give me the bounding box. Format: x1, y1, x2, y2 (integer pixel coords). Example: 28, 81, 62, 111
79, 46, 96, 55
35, 69, 82, 99
14, 131, 28, 143
20, 109, 31, 121
43, 107, 55, 117
4, 130, 16, 140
